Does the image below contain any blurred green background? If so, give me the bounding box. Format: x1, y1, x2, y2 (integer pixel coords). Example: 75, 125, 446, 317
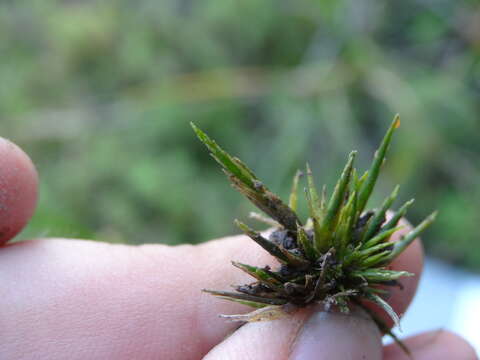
2, 1, 479, 269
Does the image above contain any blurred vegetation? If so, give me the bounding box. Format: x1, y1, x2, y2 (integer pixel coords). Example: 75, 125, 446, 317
1, 1, 479, 270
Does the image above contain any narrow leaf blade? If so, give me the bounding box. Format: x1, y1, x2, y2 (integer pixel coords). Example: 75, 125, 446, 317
316, 151, 356, 252
191, 122, 258, 189
289, 170, 302, 212
352, 269, 413, 282
297, 224, 318, 260
306, 163, 321, 218
202, 289, 287, 306
357, 115, 401, 213
362, 185, 400, 242
387, 212, 438, 261
362, 226, 403, 249
382, 199, 415, 231
235, 220, 289, 263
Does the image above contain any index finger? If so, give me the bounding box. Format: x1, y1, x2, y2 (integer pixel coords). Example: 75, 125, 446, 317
0, 224, 422, 360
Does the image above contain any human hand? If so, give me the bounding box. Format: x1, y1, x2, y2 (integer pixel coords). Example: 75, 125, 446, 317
0, 138, 476, 360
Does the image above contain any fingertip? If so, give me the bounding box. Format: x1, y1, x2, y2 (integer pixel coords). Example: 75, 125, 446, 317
290, 307, 382, 360
204, 307, 383, 360
203, 309, 308, 360
0, 137, 38, 245
384, 330, 478, 360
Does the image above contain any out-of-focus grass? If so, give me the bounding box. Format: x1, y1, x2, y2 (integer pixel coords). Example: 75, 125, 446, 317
1, 1, 479, 269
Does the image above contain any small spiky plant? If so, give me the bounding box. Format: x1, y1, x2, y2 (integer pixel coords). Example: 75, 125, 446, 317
192, 116, 436, 353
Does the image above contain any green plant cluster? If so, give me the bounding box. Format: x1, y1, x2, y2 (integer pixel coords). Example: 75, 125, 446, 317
194, 118, 435, 352
1, 1, 479, 269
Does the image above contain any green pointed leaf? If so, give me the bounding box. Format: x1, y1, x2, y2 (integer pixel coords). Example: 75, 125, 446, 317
352, 269, 413, 282
382, 199, 415, 231
306, 163, 321, 218
191, 122, 258, 189
320, 185, 327, 220
304, 187, 317, 223
297, 224, 317, 260
316, 151, 356, 252
362, 226, 403, 249
202, 289, 287, 306
364, 287, 390, 295
235, 220, 289, 263
360, 250, 391, 268
289, 170, 302, 212
352, 167, 358, 191
232, 156, 259, 180
353, 170, 367, 227
357, 115, 401, 214
362, 185, 400, 242
232, 262, 282, 287
336, 191, 357, 254
357, 241, 394, 259
325, 151, 357, 228
387, 212, 438, 261
356, 170, 369, 193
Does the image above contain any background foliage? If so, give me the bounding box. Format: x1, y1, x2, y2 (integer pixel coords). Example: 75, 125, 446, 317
2, 1, 479, 269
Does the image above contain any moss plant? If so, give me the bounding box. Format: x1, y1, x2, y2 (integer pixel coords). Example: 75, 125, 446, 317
192, 116, 436, 354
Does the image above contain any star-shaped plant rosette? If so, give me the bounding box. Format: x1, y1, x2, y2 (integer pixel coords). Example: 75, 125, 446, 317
192, 117, 436, 353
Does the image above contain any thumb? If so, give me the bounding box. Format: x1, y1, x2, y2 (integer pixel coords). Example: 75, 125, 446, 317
0, 137, 38, 245
203, 306, 382, 360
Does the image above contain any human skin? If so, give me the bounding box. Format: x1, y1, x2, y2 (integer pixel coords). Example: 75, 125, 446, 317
0, 137, 476, 360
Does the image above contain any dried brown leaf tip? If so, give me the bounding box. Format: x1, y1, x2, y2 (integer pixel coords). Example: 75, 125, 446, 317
192, 115, 436, 354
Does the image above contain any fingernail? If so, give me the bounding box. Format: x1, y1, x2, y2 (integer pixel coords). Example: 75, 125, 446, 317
290, 307, 383, 360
